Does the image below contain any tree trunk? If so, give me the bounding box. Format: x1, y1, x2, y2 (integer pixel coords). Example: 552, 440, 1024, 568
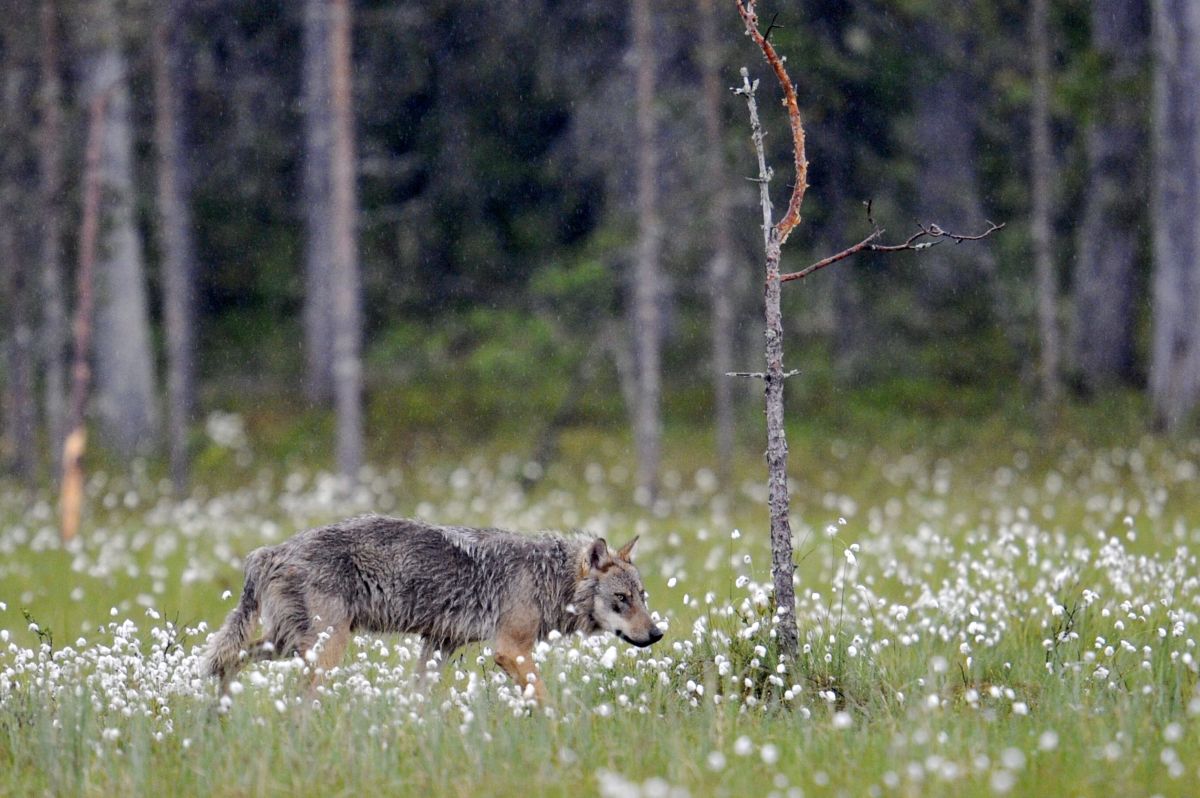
62, 92, 108, 543
740, 70, 798, 657
0, 34, 36, 485
1150, 1, 1200, 430
154, 0, 199, 493
38, 0, 68, 473
303, 0, 336, 405
1, 236, 37, 487
699, 0, 736, 486
1030, 0, 1061, 408
630, 0, 663, 503
1072, 0, 1146, 391
329, 0, 363, 477
79, 0, 160, 456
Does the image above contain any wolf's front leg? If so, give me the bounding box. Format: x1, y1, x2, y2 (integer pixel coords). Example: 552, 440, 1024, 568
494, 632, 549, 704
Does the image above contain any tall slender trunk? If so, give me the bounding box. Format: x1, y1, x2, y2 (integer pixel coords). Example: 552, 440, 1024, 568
61, 92, 108, 543
329, 0, 362, 477
1072, 0, 1146, 391
631, 0, 663, 503
38, 0, 68, 472
154, 0, 198, 493
0, 42, 37, 485
80, 0, 160, 455
1030, 0, 1061, 407
740, 70, 798, 657
303, 0, 335, 405
1, 252, 36, 486
699, 0, 736, 485
0, 172, 36, 487
1150, 1, 1200, 429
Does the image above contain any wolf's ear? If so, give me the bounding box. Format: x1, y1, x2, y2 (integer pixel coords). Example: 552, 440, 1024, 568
587, 538, 611, 571
616, 536, 640, 562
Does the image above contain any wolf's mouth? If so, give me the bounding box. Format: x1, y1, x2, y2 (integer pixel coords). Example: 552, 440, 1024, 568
615, 630, 659, 648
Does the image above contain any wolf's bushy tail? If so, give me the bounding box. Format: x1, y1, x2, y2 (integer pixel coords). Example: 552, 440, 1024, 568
203, 548, 268, 689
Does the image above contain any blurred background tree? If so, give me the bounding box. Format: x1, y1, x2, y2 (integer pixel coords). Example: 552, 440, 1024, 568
0, 0, 1179, 492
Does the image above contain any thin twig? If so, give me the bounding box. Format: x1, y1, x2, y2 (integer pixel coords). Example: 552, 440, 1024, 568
780, 221, 1006, 284
735, 69, 773, 251
735, 0, 807, 244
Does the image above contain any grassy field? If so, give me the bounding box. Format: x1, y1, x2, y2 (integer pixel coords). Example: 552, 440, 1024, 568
3, 416, 1200, 796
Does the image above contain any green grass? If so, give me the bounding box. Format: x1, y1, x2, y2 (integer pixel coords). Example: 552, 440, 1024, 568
3, 409, 1200, 796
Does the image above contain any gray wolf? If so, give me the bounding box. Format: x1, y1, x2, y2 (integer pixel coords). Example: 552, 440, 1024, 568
203, 515, 663, 702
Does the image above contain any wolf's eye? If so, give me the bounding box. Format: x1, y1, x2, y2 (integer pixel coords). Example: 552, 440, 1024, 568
614, 593, 627, 604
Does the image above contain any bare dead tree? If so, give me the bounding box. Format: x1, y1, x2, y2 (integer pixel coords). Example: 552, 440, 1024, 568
61, 92, 109, 543
733, 0, 1002, 656
154, 0, 199, 494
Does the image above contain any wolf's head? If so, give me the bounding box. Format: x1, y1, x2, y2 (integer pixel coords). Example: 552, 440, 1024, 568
577, 536, 663, 648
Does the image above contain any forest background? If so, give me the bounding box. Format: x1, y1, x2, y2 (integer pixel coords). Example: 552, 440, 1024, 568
0, 0, 1180, 498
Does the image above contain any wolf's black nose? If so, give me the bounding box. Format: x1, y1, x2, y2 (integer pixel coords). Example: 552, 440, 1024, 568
648, 626, 664, 643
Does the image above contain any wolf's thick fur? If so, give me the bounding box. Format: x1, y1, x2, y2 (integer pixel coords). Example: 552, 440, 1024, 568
203, 515, 662, 701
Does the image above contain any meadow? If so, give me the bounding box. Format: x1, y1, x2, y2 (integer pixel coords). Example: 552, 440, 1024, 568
2, 414, 1200, 797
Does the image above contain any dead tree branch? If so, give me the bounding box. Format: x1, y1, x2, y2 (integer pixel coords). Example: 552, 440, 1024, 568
780, 220, 1006, 284
735, 0, 806, 244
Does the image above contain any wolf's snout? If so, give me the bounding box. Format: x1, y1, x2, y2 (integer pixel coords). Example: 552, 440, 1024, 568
648, 626, 663, 642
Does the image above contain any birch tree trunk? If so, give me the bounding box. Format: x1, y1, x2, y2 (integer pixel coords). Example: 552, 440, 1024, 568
1030, 0, 1061, 407
630, 0, 663, 503
1150, 1, 1200, 430
303, 0, 336, 405
154, 0, 199, 492
329, 0, 363, 477
79, 0, 160, 456
1072, 0, 1146, 391
699, 0, 736, 485
38, 0, 68, 471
